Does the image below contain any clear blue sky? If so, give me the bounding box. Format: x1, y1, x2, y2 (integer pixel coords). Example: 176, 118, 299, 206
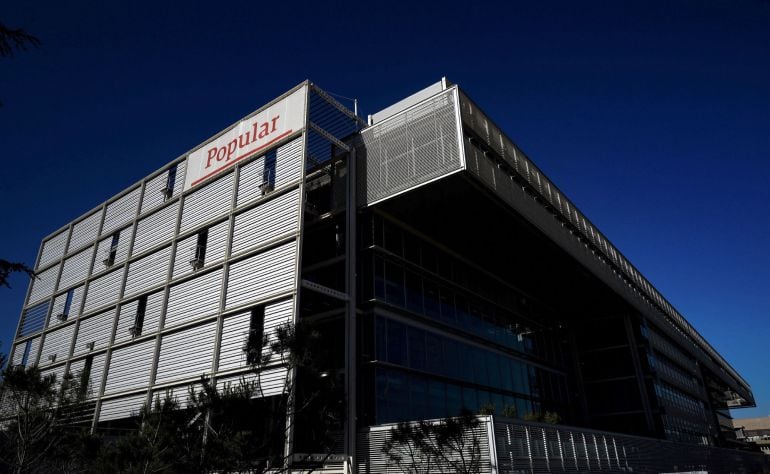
1, 1, 768, 419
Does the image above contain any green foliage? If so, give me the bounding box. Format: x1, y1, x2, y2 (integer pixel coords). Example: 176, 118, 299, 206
382, 410, 482, 474
501, 404, 518, 418
478, 403, 495, 416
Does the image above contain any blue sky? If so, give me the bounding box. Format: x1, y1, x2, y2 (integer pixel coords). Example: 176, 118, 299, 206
1, 0, 768, 419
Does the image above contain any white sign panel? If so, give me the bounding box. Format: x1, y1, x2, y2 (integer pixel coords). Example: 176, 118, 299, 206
184, 86, 307, 190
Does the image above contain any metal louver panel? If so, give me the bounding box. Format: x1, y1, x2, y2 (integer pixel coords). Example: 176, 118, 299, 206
152, 383, 200, 409
357, 88, 463, 206
141, 170, 170, 214
171, 220, 228, 279
231, 189, 300, 256
165, 268, 222, 328
94, 226, 132, 273
101, 187, 141, 236
58, 246, 94, 290
104, 338, 155, 395
50, 285, 85, 326
83, 268, 123, 315
275, 137, 304, 188
68, 353, 106, 399
172, 234, 197, 279
38, 230, 68, 270
155, 321, 216, 385
27, 265, 59, 306
40, 365, 67, 392
11, 336, 40, 367
216, 367, 287, 397
262, 298, 293, 364
206, 220, 229, 266
123, 246, 171, 297
99, 393, 148, 421
225, 241, 297, 310
73, 308, 116, 357
235, 156, 265, 207
133, 202, 179, 255
18, 301, 50, 337
68, 211, 102, 254
218, 310, 250, 372
114, 291, 163, 344
179, 173, 234, 234
40, 323, 76, 366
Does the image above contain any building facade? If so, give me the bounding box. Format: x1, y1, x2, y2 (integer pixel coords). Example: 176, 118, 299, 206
7, 79, 763, 471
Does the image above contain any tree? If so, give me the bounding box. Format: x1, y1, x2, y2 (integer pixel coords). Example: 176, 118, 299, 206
0, 22, 40, 58
382, 410, 483, 474
0, 260, 35, 289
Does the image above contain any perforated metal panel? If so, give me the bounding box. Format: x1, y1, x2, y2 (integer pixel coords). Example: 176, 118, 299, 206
357, 87, 463, 206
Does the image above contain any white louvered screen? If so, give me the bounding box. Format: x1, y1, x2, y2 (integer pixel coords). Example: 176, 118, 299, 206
83, 268, 123, 314
37, 230, 68, 270
236, 156, 265, 207
99, 393, 148, 421
73, 308, 116, 357
11, 336, 40, 367
94, 226, 132, 273
263, 298, 293, 364
225, 241, 297, 310
123, 246, 171, 297
275, 137, 303, 188
40, 323, 76, 366
218, 310, 250, 372
133, 202, 179, 255
165, 269, 222, 328
155, 321, 216, 385
68, 211, 102, 254
114, 291, 163, 344
172, 220, 228, 279
101, 187, 141, 236
231, 188, 300, 256
18, 302, 49, 337
179, 173, 234, 234
58, 246, 94, 291
49, 285, 85, 326
216, 367, 287, 397
27, 265, 59, 306
104, 338, 155, 395
69, 353, 107, 399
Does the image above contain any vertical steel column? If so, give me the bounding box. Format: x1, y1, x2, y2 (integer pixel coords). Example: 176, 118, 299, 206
344, 147, 357, 470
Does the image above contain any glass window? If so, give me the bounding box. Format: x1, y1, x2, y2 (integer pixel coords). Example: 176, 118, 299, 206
425, 332, 443, 375
427, 379, 446, 420
409, 375, 428, 421
423, 280, 440, 319
375, 317, 387, 361
439, 287, 456, 325
373, 257, 385, 299
404, 271, 424, 315
407, 326, 426, 371
384, 262, 405, 306
446, 384, 462, 417
462, 385, 478, 413
386, 320, 407, 366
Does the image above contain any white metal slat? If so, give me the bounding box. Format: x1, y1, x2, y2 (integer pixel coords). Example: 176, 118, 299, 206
37, 230, 68, 270
216, 367, 287, 397
165, 268, 223, 328
68, 211, 102, 254
236, 156, 265, 207
101, 187, 141, 236
141, 171, 168, 214
40, 365, 67, 392
152, 383, 200, 409
275, 138, 303, 188
83, 268, 123, 314
174, 161, 187, 197
49, 285, 85, 326
262, 298, 293, 364
179, 173, 234, 234
58, 246, 94, 290
133, 202, 179, 255
99, 393, 147, 421
104, 338, 155, 395
11, 338, 39, 367
73, 308, 116, 357
231, 189, 301, 256
123, 246, 171, 297
218, 310, 250, 372
68, 353, 106, 399
225, 241, 298, 310
171, 220, 228, 279
40, 323, 76, 366
114, 291, 163, 344
155, 321, 216, 385
27, 264, 59, 306
93, 226, 132, 274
